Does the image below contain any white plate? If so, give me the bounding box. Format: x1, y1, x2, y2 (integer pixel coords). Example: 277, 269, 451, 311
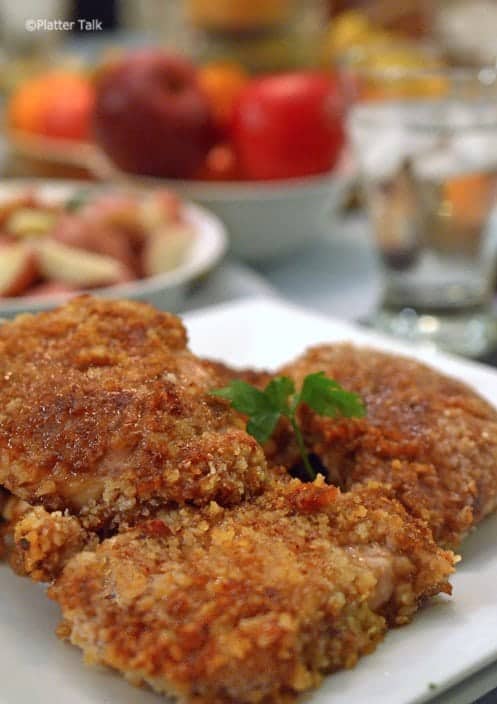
2, 296, 497, 704
0, 180, 227, 317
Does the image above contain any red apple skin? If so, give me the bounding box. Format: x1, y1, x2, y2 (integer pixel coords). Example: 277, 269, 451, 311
53, 214, 138, 273
93, 51, 216, 178
231, 72, 345, 180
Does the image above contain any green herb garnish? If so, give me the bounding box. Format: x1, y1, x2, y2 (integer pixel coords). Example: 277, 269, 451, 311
211, 372, 365, 481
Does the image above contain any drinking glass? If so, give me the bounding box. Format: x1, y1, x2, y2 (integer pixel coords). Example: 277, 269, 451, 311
344, 61, 497, 358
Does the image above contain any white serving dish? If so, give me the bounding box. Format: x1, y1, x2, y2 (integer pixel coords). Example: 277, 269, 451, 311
1, 296, 497, 704
163, 172, 349, 262
0, 179, 227, 316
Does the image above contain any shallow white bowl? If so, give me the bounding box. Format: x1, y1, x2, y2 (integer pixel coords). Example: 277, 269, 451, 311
0, 180, 228, 317
157, 172, 349, 262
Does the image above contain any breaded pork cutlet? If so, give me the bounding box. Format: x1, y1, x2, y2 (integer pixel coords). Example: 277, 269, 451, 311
10, 467, 291, 583
50, 479, 455, 704
0, 296, 267, 531
274, 344, 497, 547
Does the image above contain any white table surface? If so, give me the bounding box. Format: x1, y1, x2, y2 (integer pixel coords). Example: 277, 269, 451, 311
181, 215, 381, 323
254, 214, 381, 322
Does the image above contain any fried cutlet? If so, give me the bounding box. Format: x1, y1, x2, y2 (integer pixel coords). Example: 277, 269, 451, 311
0, 296, 267, 530
49, 479, 455, 704
275, 344, 497, 547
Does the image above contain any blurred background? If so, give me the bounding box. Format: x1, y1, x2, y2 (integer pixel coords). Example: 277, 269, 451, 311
2, 0, 497, 358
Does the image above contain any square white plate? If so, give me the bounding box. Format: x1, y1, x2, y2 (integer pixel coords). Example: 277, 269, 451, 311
2, 297, 497, 704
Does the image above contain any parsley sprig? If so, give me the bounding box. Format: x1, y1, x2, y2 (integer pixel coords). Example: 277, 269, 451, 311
211, 372, 365, 481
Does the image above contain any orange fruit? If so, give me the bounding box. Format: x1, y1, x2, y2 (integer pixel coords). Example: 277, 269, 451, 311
9, 71, 95, 141
8, 78, 48, 134
198, 62, 249, 132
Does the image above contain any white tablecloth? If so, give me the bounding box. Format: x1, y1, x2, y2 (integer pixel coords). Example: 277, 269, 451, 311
181, 215, 381, 322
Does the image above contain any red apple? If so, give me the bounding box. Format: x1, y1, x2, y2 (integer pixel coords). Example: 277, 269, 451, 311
231, 72, 345, 180
93, 51, 216, 178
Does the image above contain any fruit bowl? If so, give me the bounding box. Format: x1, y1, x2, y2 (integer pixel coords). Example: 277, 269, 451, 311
7, 131, 349, 262
0, 179, 227, 317
161, 172, 349, 261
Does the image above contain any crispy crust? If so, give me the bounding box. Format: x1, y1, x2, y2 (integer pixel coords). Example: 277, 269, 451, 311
0, 297, 267, 530
50, 480, 455, 704
277, 344, 497, 546
11, 506, 96, 582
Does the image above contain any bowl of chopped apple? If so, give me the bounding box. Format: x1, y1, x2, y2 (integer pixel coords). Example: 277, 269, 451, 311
0, 180, 227, 316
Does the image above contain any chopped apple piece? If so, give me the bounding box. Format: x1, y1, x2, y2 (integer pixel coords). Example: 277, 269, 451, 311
53, 215, 137, 272
6, 208, 57, 238
140, 190, 182, 230
0, 194, 36, 228
0, 243, 38, 297
143, 224, 194, 276
36, 240, 133, 288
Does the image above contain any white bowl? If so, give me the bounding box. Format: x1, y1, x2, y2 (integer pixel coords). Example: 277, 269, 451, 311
155, 172, 349, 262
0, 179, 227, 317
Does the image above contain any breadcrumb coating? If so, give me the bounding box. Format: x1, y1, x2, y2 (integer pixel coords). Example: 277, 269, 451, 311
50, 480, 455, 704
0, 297, 267, 530
277, 344, 497, 546
11, 506, 96, 582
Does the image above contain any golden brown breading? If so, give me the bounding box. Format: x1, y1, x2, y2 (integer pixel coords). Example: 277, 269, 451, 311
11, 506, 96, 582
0, 296, 267, 530
277, 344, 497, 547
50, 479, 455, 704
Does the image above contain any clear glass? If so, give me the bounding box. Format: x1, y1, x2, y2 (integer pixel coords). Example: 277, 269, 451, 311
344, 61, 497, 358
